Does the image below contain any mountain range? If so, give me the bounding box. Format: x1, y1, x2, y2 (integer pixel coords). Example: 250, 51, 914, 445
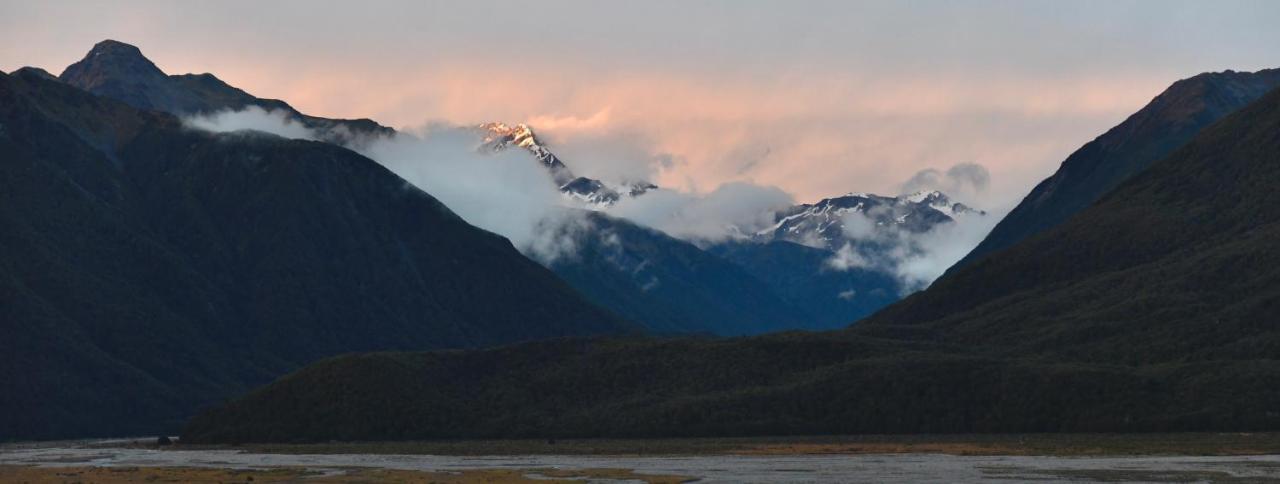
183, 65, 1280, 442
43, 40, 979, 336
14, 39, 1272, 442
0, 39, 988, 439
0, 48, 633, 440
473, 120, 990, 329
755, 190, 982, 251
474, 122, 929, 332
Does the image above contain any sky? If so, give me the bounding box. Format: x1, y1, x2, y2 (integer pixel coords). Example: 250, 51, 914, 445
3, 0, 1279, 210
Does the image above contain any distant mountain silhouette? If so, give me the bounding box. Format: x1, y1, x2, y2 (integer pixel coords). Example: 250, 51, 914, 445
59, 39, 392, 145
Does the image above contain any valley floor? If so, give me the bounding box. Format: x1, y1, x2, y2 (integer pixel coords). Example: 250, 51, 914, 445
3, 434, 1280, 483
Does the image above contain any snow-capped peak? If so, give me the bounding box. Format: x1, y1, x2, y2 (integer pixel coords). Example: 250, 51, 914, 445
751, 190, 986, 253
898, 190, 982, 218
480, 122, 539, 151
477, 121, 657, 208
902, 190, 943, 204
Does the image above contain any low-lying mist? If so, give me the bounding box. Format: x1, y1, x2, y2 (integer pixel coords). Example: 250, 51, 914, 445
828, 210, 999, 292
183, 107, 1002, 290
184, 108, 594, 262
823, 162, 1002, 291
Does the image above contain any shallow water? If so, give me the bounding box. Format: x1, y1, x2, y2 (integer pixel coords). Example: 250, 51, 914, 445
3, 442, 1279, 482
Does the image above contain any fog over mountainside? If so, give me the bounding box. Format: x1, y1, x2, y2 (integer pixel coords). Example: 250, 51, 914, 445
191, 103, 995, 297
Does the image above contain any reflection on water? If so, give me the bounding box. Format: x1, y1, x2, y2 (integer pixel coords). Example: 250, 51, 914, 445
2, 442, 1279, 483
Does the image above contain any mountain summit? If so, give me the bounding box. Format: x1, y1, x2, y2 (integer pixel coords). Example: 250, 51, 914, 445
59, 39, 393, 145
480, 122, 657, 206
62, 39, 163, 80
60, 39, 204, 113
480, 122, 574, 184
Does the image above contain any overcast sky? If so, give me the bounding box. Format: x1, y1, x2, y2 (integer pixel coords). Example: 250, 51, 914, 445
3, 0, 1278, 208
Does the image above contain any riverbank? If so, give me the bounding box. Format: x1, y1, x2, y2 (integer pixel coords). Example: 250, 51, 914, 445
3, 439, 1280, 483
166, 432, 1280, 457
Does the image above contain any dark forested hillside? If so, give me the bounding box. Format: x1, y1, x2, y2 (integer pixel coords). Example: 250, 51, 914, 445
858, 86, 1280, 364
184, 80, 1280, 443
953, 68, 1280, 270
0, 69, 631, 440
182, 336, 1280, 442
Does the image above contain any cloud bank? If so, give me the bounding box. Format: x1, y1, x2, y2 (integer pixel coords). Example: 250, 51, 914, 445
183, 107, 801, 251
827, 210, 999, 292
185, 106, 318, 140
18, 0, 1276, 214
610, 182, 794, 243
900, 163, 991, 199
825, 163, 1004, 292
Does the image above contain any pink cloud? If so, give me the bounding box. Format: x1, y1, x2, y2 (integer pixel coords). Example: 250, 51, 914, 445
16, 37, 1174, 207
